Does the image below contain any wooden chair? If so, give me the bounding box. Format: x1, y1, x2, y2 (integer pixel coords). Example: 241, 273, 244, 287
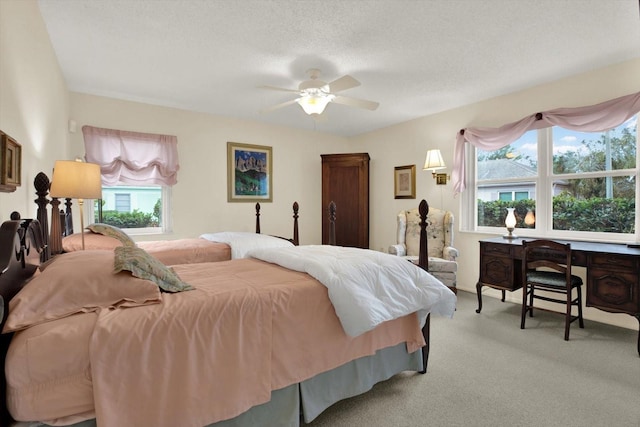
520, 239, 584, 341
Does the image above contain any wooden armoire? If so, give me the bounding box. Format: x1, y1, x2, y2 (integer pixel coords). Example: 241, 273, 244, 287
321, 153, 369, 248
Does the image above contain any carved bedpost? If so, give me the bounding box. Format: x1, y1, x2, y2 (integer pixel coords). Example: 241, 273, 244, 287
328, 201, 336, 246
33, 172, 51, 261
292, 202, 299, 246
255, 202, 261, 234
49, 198, 63, 255
417, 200, 431, 374
418, 199, 430, 272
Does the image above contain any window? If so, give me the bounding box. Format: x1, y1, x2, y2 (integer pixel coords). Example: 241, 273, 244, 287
498, 191, 531, 201
470, 115, 638, 241
94, 185, 170, 234
82, 125, 179, 236
114, 193, 131, 213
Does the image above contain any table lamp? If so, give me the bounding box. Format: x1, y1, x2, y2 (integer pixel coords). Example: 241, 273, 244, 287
504, 207, 517, 239
49, 160, 102, 250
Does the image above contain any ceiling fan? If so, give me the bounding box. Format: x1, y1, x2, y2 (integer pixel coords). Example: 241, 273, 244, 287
259, 69, 380, 115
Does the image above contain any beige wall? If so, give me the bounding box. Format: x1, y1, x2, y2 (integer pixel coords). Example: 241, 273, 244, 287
0, 0, 69, 222
3, 1, 639, 331
68, 93, 350, 244
355, 58, 640, 330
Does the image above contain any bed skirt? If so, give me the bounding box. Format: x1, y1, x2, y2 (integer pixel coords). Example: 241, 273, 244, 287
24, 343, 422, 427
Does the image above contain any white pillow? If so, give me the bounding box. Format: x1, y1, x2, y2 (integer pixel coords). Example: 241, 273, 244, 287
199, 231, 293, 259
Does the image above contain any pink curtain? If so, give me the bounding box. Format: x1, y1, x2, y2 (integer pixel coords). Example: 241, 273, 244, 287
82, 126, 180, 186
453, 91, 640, 194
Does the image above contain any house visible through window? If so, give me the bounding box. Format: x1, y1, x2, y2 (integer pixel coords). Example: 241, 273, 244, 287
471, 115, 638, 241
498, 191, 530, 201
114, 193, 131, 213
95, 185, 167, 231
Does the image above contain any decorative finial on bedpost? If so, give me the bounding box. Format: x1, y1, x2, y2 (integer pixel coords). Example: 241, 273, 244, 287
418, 199, 430, 271
33, 172, 51, 261
255, 202, 261, 234
292, 202, 299, 246
328, 201, 336, 246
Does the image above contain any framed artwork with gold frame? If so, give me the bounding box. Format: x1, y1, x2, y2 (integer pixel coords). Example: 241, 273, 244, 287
1, 130, 22, 189
227, 141, 273, 202
394, 164, 415, 199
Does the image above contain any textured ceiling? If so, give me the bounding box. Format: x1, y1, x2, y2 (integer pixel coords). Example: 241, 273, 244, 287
37, 0, 640, 137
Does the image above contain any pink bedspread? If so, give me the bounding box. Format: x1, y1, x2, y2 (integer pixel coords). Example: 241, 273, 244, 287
88, 259, 424, 427
137, 238, 231, 264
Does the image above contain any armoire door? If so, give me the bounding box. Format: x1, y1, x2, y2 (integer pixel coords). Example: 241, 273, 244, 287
321, 153, 369, 248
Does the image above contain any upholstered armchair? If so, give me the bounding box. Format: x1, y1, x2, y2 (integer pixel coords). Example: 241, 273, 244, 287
388, 207, 459, 290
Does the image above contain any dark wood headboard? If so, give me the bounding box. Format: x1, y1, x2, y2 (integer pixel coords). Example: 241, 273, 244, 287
0, 217, 46, 425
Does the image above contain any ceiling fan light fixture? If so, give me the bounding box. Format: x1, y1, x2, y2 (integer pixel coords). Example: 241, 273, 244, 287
297, 93, 335, 115
261, 69, 377, 115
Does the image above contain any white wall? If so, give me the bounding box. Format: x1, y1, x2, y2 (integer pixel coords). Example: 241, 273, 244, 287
355, 58, 640, 330
0, 0, 69, 221
68, 93, 350, 244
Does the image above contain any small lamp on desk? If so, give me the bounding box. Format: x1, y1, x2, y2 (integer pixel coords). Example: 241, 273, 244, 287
503, 207, 518, 239
49, 160, 102, 250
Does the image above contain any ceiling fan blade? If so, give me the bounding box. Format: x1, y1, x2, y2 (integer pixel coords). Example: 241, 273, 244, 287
258, 85, 300, 94
260, 98, 299, 114
332, 95, 379, 111
327, 75, 360, 93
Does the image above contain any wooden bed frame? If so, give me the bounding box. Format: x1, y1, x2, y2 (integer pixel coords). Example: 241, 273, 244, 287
0, 199, 433, 426
32, 171, 300, 260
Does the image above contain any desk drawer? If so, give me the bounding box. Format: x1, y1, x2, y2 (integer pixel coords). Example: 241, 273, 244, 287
587, 267, 639, 314
482, 242, 512, 256
589, 253, 636, 270
479, 242, 520, 291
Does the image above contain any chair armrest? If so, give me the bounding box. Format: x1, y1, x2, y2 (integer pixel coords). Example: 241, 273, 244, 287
388, 244, 406, 256
443, 246, 459, 261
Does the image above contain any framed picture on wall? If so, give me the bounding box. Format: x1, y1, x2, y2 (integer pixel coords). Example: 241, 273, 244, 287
227, 142, 273, 202
0, 130, 22, 188
394, 164, 415, 199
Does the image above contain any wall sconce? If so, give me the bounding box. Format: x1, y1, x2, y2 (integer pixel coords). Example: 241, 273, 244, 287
524, 209, 535, 227
50, 160, 102, 250
423, 149, 449, 184
503, 207, 518, 239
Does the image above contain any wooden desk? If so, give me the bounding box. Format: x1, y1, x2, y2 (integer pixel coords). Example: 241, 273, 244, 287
476, 237, 640, 355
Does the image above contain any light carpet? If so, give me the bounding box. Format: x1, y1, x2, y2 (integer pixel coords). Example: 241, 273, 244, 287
307, 290, 640, 427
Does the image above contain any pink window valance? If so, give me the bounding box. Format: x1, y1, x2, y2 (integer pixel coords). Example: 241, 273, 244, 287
452, 91, 640, 194
82, 125, 180, 186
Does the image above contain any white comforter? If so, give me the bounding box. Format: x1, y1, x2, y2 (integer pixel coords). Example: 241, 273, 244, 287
200, 231, 294, 259
248, 245, 457, 336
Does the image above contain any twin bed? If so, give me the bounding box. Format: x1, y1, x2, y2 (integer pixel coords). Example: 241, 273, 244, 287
1, 182, 456, 426
33, 171, 300, 265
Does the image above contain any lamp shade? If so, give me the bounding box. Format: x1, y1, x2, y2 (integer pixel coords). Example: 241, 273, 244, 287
423, 149, 446, 171
505, 208, 517, 228
50, 160, 102, 199
297, 94, 334, 115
